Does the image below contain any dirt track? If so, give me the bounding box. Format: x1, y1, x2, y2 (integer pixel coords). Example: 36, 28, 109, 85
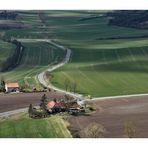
69, 95, 148, 138
0, 92, 64, 113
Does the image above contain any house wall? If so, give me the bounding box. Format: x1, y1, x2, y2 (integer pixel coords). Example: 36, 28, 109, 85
6, 87, 19, 92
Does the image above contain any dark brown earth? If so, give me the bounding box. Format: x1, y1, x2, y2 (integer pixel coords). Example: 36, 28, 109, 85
68, 96, 148, 138
0, 92, 64, 113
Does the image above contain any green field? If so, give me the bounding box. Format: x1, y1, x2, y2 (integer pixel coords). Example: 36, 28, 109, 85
42, 11, 148, 97
0, 41, 65, 90
0, 40, 15, 65
0, 114, 72, 138
1, 11, 148, 96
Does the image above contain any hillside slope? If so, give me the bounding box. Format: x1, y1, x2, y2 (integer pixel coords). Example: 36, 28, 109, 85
0, 40, 15, 67
107, 10, 148, 29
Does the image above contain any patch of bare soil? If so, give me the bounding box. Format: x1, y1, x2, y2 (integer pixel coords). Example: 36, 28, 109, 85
68, 96, 148, 138
0, 92, 64, 113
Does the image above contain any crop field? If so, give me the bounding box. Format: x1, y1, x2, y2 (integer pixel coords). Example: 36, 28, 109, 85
0, 40, 15, 65
0, 113, 72, 138
40, 11, 148, 97
69, 95, 148, 137
0, 41, 65, 90
1, 11, 148, 96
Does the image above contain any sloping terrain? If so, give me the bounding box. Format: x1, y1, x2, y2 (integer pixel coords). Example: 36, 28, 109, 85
107, 10, 148, 29
0, 40, 15, 66
40, 11, 148, 97
0, 114, 72, 138
69, 95, 148, 138
1, 11, 148, 96
1, 41, 65, 90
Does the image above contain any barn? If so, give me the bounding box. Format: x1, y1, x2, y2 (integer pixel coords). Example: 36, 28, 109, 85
47, 100, 81, 114
5, 82, 20, 93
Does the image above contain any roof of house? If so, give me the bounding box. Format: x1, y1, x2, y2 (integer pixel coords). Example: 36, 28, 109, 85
54, 102, 66, 108
47, 101, 56, 109
5, 83, 19, 88
47, 101, 81, 109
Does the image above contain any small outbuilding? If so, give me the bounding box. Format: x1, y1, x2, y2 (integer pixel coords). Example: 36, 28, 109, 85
5, 82, 20, 93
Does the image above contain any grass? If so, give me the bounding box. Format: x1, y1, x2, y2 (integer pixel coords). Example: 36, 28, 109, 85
0, 113, 72, 138
41, 11, 148, 97
1, 10, 148, 96
0, 41, 65, 90
0, 40, 15, 65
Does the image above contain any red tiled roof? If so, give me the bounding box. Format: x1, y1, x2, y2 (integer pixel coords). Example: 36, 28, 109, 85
5, 83, 19, 88
47, 101, 56, 109
54, 103, 66, 108
47, 101, 80, 109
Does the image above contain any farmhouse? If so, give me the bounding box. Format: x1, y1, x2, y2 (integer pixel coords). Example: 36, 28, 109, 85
5, 82, 20, 92
47, 100, 81, 113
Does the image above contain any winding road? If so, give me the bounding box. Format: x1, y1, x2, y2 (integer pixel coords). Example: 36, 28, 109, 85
1, 38, 148, 118
18, 38, 84, 100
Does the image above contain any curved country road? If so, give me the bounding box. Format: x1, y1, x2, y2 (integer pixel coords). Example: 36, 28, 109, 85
19, 38, 84, 100
1, 38, 148, 118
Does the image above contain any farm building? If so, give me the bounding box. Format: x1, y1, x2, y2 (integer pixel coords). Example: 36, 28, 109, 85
47, 100, 81, 113
5, 82, 20, 92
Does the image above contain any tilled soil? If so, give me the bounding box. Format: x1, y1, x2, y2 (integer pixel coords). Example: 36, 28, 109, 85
68, 96, 148, 138
0, 92, 64, 113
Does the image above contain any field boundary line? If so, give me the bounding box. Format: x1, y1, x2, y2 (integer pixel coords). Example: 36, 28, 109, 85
0, 108, 28, 118
92, 93, 148, 101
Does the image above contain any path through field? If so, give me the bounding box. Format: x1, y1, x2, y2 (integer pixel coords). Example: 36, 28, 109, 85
18, 38, 84, 100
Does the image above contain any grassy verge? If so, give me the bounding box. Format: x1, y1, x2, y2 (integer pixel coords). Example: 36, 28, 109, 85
0, 113, 72, 138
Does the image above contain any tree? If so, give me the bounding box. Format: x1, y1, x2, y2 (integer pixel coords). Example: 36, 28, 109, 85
71, 81, 77, 93
28, 104, 33, 117
80, 122, 107, 138
124, 120, 136, 138
0, 77, 6, 92
64, 94, 75, 102
40, 94, 48, 111
0, 76, 5, 86
64, 78, 70, 91
41, 94, 47, 103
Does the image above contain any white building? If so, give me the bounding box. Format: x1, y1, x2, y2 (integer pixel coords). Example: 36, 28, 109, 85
5, 83, 20, 92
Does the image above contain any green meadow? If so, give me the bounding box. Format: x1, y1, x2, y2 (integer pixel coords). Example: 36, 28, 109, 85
0, 41, 65, 90
0, 40, 15, 65
0, 114, 72, 138
1, 11, 148, 96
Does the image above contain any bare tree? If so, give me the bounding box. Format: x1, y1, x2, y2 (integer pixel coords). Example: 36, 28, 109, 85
28, 104, 33, 117
64, 78, 70, 91
124, 120, 136, 138
71, 81, 77, 93
80, 122, 107, 138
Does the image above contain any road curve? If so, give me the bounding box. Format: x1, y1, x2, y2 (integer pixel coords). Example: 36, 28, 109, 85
18, 38, 84, 100
19, 38, 148, 102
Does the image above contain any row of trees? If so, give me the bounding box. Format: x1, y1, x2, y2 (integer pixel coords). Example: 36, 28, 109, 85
0, 40, 24, 72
